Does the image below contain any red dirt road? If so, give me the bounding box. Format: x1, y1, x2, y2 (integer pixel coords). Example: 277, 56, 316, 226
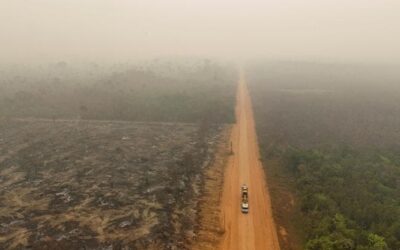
219, 71, 280, 250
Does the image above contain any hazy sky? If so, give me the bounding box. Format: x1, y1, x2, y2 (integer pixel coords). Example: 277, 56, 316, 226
1, 0, 400, 63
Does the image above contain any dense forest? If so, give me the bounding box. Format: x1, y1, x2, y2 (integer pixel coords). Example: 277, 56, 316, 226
0, 59, 236, 124
248, 62, 400, 250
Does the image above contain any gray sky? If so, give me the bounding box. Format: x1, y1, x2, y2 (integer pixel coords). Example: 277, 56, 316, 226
1, 0, 400, 63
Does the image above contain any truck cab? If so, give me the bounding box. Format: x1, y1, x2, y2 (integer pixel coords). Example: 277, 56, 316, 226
241, 185, 249, 213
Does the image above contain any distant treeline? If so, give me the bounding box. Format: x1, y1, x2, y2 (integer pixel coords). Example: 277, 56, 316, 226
248, 62, 400, 250
247, 61, 400, 149
0, 59, 236, 124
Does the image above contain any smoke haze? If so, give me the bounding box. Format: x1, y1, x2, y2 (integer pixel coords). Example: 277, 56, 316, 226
1, 0, 400, 63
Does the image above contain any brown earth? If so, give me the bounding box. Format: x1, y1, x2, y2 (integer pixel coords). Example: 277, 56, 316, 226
219, 70, 281, 250
191, 127, 231, 250
0, 119, 227, 249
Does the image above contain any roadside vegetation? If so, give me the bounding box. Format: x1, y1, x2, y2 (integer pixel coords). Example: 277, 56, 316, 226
248, 62, 400, 250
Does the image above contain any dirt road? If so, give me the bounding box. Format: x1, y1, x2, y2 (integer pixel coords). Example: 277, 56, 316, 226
219, 70, 280, 250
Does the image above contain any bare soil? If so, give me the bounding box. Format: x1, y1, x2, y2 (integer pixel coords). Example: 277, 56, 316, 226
192, 127, 231, 250
0, 118, 227, 249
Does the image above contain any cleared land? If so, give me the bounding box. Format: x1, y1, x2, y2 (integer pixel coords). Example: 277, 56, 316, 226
0, 60, 238, 249
0, 118, 227, 249
192, 126, 231, 250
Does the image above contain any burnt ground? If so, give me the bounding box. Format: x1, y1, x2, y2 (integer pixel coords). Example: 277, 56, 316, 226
0, 118, 227, 250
